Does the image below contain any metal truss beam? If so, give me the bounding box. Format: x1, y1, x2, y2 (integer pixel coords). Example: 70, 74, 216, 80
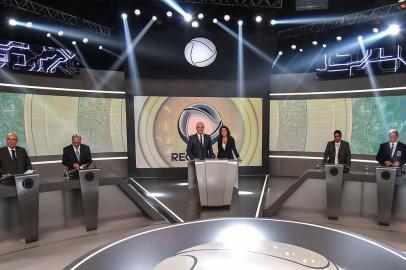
0, 0, 111, 36
278, 3, 406, 39
175, 0, 282, 9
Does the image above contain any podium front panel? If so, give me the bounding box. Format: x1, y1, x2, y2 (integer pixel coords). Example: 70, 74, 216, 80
78, 169, 100, 231
376, 167, 397, 225
325, 164, 344, 219
205, 160, 229, 206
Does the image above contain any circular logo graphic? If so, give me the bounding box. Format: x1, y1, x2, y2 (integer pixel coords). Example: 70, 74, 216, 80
381, 171, 391, 181
22, 178, 34, 189
153, 241, 343, 270
329, 167, 339, 176
178, 103, 223, 144
84, 172, 95, 182
184, 38, 217, 67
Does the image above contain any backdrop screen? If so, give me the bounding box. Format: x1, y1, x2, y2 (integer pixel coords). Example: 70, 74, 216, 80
270, 95, 406, 155
134, 97, 262, 168
0, 92, 127, 156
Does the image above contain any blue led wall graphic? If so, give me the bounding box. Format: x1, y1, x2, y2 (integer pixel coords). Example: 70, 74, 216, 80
0, 40, 79, 76
316, 45, 406, 79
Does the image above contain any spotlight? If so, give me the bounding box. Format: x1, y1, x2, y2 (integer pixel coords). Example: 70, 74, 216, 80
299, 48, 303, 52
46, 33, 51, 37
336, 36, 342, 41
224, 15, 230, 21
99, 45, 103, 50
83, 37, 88, 43
312, 41, 318, 46
134, 9, 141, 16
152, 16, 158, 21
58, 31, 64, 36
255, 16, 262, 23
322, 44, 327, 48
184, 13, 192, 22
373, 27, 379, 33
291, 44, 297, 50
121, 13, 127, 20
9, 19, 17, 26
213, 18, 218, 24
388, 24, 400, 35
357, 35, 363, 41
198, 13, 204, 19
238, 20, 243, 26
166, 11, 172, 17
278, 51, 283, 56
26, 22, 32, 28
270, 19, 276, 25
191, 21, 199, 28
72, 41, 76, 45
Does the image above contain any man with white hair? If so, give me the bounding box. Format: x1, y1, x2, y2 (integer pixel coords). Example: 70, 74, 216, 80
0, 133, 32, 176
186, 122, 215, 160
376, 129, 406, 171
62, 134, 92, 170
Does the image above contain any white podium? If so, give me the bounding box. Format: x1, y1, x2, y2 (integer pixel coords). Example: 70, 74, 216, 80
188, 159, 238, 206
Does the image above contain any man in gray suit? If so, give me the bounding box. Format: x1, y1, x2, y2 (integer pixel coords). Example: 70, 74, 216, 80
0, 133, 32, 177
186, 122, 215, 160
323, 130, 351, 172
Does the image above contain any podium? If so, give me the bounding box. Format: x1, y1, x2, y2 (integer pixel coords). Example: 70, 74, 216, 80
376, 166, 398, 225
188, 159, 238, 206
325, 164, 344, 219
15, 173, 40, 243
78, 168, 100, 230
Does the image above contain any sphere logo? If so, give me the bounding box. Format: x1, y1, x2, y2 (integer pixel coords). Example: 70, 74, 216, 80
178, 103, 222, 144
184, 37, 217, 67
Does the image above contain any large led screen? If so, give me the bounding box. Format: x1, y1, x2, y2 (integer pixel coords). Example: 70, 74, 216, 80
270, 95, 406, 155
0, 92, 127, 156
135, 97, 262, 168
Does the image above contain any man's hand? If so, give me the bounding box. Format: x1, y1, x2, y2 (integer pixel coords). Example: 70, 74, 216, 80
73, 163, 80, 169
384, 161, 393, 167
393, 161, 400, 167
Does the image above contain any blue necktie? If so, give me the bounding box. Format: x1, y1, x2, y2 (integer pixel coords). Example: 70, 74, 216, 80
11, 149, 17, 171
75, 148, 80, 162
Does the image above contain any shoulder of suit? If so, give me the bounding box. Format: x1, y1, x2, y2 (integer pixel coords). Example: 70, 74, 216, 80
15, 146, 27, 152
63, 145, 72, 151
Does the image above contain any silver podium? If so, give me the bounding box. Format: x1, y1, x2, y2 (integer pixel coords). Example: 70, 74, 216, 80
78, 168, 100, 231
188, 159, 238, 206
15, 173, 40, 243
325, 164, 344, 219
376, 166, 398, 225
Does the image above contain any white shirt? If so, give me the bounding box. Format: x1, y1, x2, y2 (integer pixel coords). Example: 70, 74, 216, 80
7, 146, 16, 159
222, 143, 226, 150
198, 134, 204, 145
390, 141, 398, 157
334, 142, 341, 165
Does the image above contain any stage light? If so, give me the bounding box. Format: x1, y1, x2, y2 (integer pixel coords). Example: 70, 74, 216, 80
255, 16, 262, 23
322, 44, 327, 48
278, 51, 283, 55
9, 19, 17, 26
99, 45, 103, 50
191, 21, 199, 28
166, 11, 173, 17
291, 44, 297, 50
238, 20, 243, 26
373, 27, 379, 33
134, 9, 141, 16
198, 13, 204, 19
58, 31, 64, 36
388, 24, 400, 35
26, 22, 32, 28
213, 18, 218, 23
121, 13, 128, 20
83, 37, 88, 43
224, 15, 230, 21
357, 35, 363, 41
184, 13, 192, 22
336, 36, 342, 41
152, 16, 158, 21
46, 33, 51, 37
312, 41, 318, 46
270, 19, 276, 25
72, 41, 76, 45
299, 48, 303, 52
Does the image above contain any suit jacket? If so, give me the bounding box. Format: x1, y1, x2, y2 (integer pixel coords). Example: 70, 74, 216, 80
0, 146, 32, 176
323, 140, 351, 168
186, 134, 215, 160
217, 137, 240, 159
376, 141, 406, 167
62, 144, 92, 170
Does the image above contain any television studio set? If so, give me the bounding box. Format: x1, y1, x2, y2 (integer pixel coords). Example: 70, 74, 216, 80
0, 0, 406, 269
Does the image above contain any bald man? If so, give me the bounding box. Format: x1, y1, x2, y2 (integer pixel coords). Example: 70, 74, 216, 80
0, 133, 32, 176
186, 122, 215, 160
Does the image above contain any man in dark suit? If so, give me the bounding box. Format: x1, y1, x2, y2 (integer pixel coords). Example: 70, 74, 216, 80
62, 134, 92, 170
323, 130, 351, 172
0, 133, 32, 176
376, 129, 406, 172
186, 122, 215, 160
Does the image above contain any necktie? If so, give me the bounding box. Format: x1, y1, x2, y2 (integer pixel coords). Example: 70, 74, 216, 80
75, 148, 80, 162
200, 134, 203, 148
11, 149, 17, 171
390, 143, 394, 157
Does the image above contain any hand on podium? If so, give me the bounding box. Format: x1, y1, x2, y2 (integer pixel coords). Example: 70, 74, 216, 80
73, 163, 80, 169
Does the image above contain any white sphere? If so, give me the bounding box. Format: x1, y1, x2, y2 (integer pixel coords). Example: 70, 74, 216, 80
184, 37, 217, 67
